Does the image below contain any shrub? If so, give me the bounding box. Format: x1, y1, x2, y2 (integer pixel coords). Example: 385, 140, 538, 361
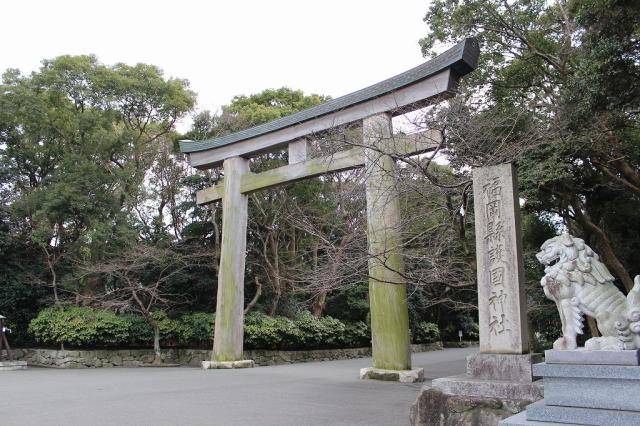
123, 313, 154, 344
341, 321, 371, 348
152, 310, 187, 343
293, 311, 345, 349
244, 312, 301, 349
29, 307, 376, 351
413, 321, 440, 344
28, 306, 130, 347
179, 312, 214, 344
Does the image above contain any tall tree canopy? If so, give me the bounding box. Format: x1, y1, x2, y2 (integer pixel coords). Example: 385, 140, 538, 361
0, 55, 195, 330
421, 0, 640, 291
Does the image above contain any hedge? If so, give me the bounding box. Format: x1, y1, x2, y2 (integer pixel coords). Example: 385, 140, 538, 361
28, 306, 439, 350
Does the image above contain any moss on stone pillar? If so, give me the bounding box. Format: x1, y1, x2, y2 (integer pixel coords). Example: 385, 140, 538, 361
213, 156, 249, 362
363, 113, 411, 371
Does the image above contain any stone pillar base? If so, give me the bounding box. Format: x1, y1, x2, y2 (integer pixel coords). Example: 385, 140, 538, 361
359, 367, 424, 383
410, 353, 543, 425
411, 386, 532, 426
432, 375, 543, 401
0, 361, 27, 371
202, 359, 255, 369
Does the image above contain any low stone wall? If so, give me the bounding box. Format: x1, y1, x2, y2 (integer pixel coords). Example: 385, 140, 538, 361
442, 340, 480, 348
12, 342, 442, 369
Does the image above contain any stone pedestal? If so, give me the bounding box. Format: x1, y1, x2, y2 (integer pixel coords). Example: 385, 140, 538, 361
431, 353, 543, 400
411, 353, 543, 425
202, 359, 255, 369
359, 367, 424, 383
500, 350, 640, 425
0, 360, 27, 371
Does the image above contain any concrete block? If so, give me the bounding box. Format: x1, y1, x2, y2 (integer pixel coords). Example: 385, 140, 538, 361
467, 352, 542, 382
202, 359, 255, 369
0, 361, 27, 371
431, 374, 544, 401
545, 349, 640, 366
359, 367, 424, 383
533, 362, 640, 411
526, 400, 640, 426
533, 361, 640, 380
544, 375, 640, 411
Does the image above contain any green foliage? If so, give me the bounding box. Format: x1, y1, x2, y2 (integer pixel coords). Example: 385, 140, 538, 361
412, 321, 441, 344
122, 314, 154, 344
0, 274, 46, 346
341, 321, 371, 347
28, 307, 373, 350
28, 306, 130, 346
293, 311, 346, 349
179, 312, 215, 344
439, 313, 479, 342
244, 311, 371, 350
325, 285, 369, 322
244, 312, 301, 350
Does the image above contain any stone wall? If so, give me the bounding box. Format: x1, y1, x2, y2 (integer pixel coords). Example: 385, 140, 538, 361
12, 343, 442, 368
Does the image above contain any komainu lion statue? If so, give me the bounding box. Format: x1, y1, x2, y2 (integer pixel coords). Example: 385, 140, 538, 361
536, 233, 640, 350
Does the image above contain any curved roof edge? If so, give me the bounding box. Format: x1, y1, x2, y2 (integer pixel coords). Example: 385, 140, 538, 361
180, 38, 479, 154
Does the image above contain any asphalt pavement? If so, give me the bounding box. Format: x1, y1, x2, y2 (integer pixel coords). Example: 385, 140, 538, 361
0, 347, 475, 426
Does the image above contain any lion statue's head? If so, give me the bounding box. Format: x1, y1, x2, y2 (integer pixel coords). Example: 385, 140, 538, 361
536, 233, 615, 291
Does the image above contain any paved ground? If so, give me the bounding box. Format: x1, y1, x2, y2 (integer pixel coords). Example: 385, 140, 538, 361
0, 347, 475, 426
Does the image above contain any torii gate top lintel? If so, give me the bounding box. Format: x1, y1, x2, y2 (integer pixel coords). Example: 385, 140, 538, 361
180, 38, 479, 171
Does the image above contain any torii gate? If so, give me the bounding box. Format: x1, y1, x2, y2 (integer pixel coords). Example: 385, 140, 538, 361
180, 38, 479, 378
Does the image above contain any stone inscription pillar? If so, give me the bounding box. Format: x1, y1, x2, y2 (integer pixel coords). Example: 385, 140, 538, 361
363, 113, 411, 371
213, 156, 250, 362
473, 163, 529, 354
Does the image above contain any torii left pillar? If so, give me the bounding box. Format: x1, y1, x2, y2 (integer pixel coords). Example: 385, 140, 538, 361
202, 156, 255, 369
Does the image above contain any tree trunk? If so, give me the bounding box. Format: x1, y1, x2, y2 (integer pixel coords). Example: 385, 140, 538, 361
152, 325, 162, 365
312, 292, 327, 318
310, 244, 326, 317
244, 276, 262, 315
42, 245, 61, 308
269, 277, 281, 316
268, 232, 281, 316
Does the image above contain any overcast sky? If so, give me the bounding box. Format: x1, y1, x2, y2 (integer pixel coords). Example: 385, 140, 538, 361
1, 0, 432, 131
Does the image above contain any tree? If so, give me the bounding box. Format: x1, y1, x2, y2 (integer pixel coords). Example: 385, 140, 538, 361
0, 55, 196, 308
82, 243, 205, 363
420, 0, 640, 291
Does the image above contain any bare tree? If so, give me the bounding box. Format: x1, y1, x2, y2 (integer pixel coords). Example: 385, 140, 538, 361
82, 244, 204, 364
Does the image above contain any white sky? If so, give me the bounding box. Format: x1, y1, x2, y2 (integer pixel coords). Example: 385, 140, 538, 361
1, 0, 432, 132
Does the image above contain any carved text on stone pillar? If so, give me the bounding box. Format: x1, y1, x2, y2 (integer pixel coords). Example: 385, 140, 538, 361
473, 163, 529, 354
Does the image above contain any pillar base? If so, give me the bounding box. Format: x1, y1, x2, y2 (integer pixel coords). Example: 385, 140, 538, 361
0, 361, 27, 371
359, 366, 424, 383
202, 359, 255, 369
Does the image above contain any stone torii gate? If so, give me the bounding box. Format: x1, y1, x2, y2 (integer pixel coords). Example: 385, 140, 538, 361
180, 38, 479, 378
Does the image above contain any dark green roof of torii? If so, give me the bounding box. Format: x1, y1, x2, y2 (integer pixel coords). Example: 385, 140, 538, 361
180, 38, 479, 154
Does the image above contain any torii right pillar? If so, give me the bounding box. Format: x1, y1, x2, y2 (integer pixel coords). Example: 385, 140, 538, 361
359, 113, 423, 383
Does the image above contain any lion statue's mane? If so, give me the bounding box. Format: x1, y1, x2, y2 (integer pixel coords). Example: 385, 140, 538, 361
537, 233, 640, 350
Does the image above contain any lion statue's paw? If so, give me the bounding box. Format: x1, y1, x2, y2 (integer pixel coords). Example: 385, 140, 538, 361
585, 336, 624, 351
553, 336, 577, 350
